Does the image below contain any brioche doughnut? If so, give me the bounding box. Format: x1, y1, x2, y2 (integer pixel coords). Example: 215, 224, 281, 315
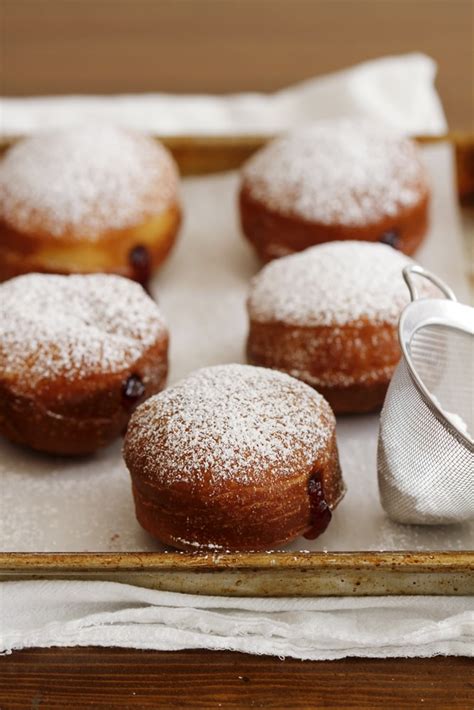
0, 125, 181, 285
240, 119, 430, 261
123, 364, 344, 551
247, 241, 426, 414
0, 273, 168, 455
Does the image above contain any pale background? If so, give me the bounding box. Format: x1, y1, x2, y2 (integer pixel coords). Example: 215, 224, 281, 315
2, 0, 473, 129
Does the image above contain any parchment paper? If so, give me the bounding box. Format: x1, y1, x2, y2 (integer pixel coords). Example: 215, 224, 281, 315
1, 144, 472, 552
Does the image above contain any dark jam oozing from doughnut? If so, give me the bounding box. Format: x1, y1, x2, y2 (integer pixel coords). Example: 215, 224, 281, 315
379, 229, 400, 249
303, 471, 332, 540
129, 245, 151, 290
122, 374, 146, 411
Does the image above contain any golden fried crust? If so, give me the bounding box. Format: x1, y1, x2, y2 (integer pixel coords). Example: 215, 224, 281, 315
0, 203, 181, 282
0, 334, 168, 456
128, 431, 343, 552
239, 185, 429, 262
247, 319, 400, 414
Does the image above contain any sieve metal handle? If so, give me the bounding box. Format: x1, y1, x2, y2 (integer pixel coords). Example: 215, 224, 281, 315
403, 265, 457, 302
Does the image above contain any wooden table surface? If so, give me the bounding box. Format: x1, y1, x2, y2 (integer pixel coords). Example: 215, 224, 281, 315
1, 649, 473, 709
3, 0, 474, 130
2, 1, 473, 708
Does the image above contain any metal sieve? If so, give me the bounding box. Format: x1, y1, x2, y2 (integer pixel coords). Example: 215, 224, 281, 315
378, 264, 474, 525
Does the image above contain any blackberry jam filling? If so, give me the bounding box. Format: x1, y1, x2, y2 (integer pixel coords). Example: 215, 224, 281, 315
379, 230, 400, 249
122, 374, 146, 410
129, 245, 151, 290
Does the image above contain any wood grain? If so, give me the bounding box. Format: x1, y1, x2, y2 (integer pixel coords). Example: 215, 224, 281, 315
3, 0, 473, 130
1, 6, 472, 702
1, 649, 473, 709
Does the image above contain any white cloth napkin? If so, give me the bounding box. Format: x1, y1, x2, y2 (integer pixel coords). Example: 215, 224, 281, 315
2, 54, 469, 659
1, 582, 473, 659
0, 53, 446, 137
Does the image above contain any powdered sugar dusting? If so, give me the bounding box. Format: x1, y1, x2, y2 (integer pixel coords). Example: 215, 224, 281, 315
431, 395, 471, 438
1, 151, 472, 554
242, 118, 427, 225
248, 241, 417, 327
0, 273, 167, 389
0, 124, 179, 239
124, 364, 334, 487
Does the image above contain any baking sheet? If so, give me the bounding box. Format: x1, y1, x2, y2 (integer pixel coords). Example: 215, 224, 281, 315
1, 143, 472, 553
